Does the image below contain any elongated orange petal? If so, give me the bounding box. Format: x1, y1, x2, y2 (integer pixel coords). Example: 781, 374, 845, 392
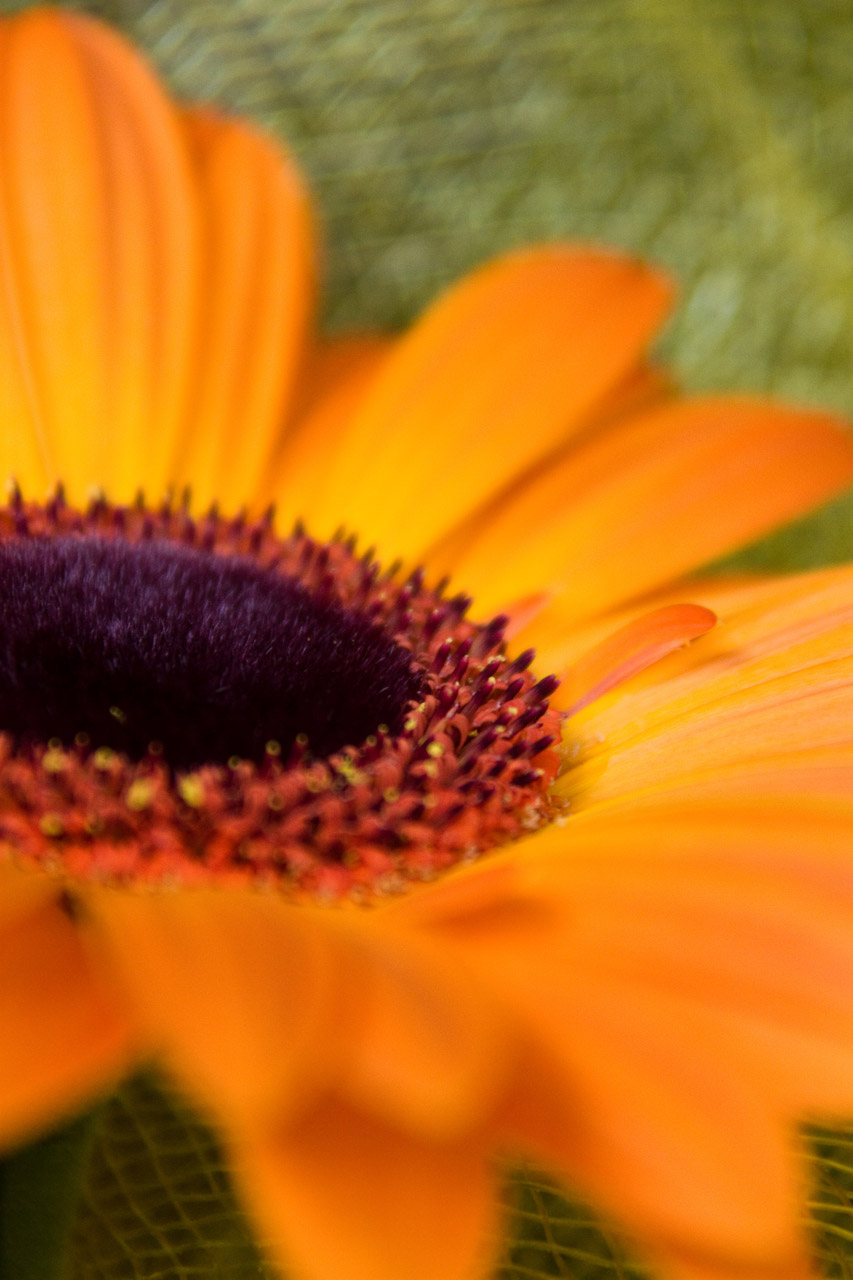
515, 572, 788, 683
523, 804, 853, 1117
234, 1099, 498, 1280
62, 11, 201, 501
0, 886, 135, 1151
0, 11, 315, 509
87, 887, 337, 1129
171, 107, 314, 512
0, 9, 200, 504
307, 248, 671, 559
89, 886, 508, 1139
331, 915, 509, 1138
269, 335, 393, 527
440, 397, 853, 620
584, 361, 674, 431
403, 804, 853, 1269
534, 979, 805, 1265
560, 564, 853, 809
561, 602, 716, 715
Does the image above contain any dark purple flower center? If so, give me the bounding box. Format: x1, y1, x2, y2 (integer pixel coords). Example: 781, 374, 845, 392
0, 535, 424, 771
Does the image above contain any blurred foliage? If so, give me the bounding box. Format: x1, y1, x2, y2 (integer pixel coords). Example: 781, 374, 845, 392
0, 0, 848, 1276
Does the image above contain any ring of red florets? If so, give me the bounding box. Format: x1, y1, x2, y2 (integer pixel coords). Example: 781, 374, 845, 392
0, 490, 562, 902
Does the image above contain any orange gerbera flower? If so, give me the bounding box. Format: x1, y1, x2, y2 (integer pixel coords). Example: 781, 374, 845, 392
1, 8, 853, 1280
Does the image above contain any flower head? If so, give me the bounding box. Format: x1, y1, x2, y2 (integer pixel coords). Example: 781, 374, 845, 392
1, 9, 853, 1280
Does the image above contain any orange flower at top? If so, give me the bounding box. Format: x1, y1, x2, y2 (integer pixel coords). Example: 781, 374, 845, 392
1, 9, 853, 1280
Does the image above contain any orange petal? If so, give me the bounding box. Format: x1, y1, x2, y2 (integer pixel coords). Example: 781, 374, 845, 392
0, 11, 315, 510
332, 913, 510, 1138
411, 806, 853, 1266
580, 359, 675, 433
0, 9, 200, 503
536, 980, 806, 1266
441, 397, 853, 620
171, 107, 314, 513
515, 572, 787, 683
269, 334, 393, 528
88, 886, 507, 1140
0, 856, 58, 929
561, 602, 716, 715
559, 563, 853, 809
87, 886, 337, 1129
233, 1098, 498, 1280
307, 247, 672, 560
0, 880, 135, 1151
654, 1244, 815, 1280
525, 802, 853, 1108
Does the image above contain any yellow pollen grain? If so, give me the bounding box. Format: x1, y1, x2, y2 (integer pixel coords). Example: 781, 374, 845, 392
421, 761, 439, 778
268, 793, 284, 811
265, 740, 282, 757
74, 732, 91, 748
178, 775, 205, 808
426, 742, 444, 758
336, 758, 365, 786
126, 779, 154, 811
383, 787, 400, 803
94, 747, 116, 770
43, 749, 68, 773
39, 813, 64, 838
109, 705, 128, 724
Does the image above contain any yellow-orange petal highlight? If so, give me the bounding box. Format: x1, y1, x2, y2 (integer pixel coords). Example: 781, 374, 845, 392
62, 10, 201, 499
0, 886, 135, 1149
440, 397, 853, 621
0, 9, 314, 510
560, 602, 717, 715
270, 335, 393, 526
0, 9, 201, 503
235, 1100, 498, 1280
308, 248, 672, 560
171, 107, 314, 512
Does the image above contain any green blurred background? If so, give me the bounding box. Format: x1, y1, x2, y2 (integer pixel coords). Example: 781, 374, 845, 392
0, 1, 850, 1277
